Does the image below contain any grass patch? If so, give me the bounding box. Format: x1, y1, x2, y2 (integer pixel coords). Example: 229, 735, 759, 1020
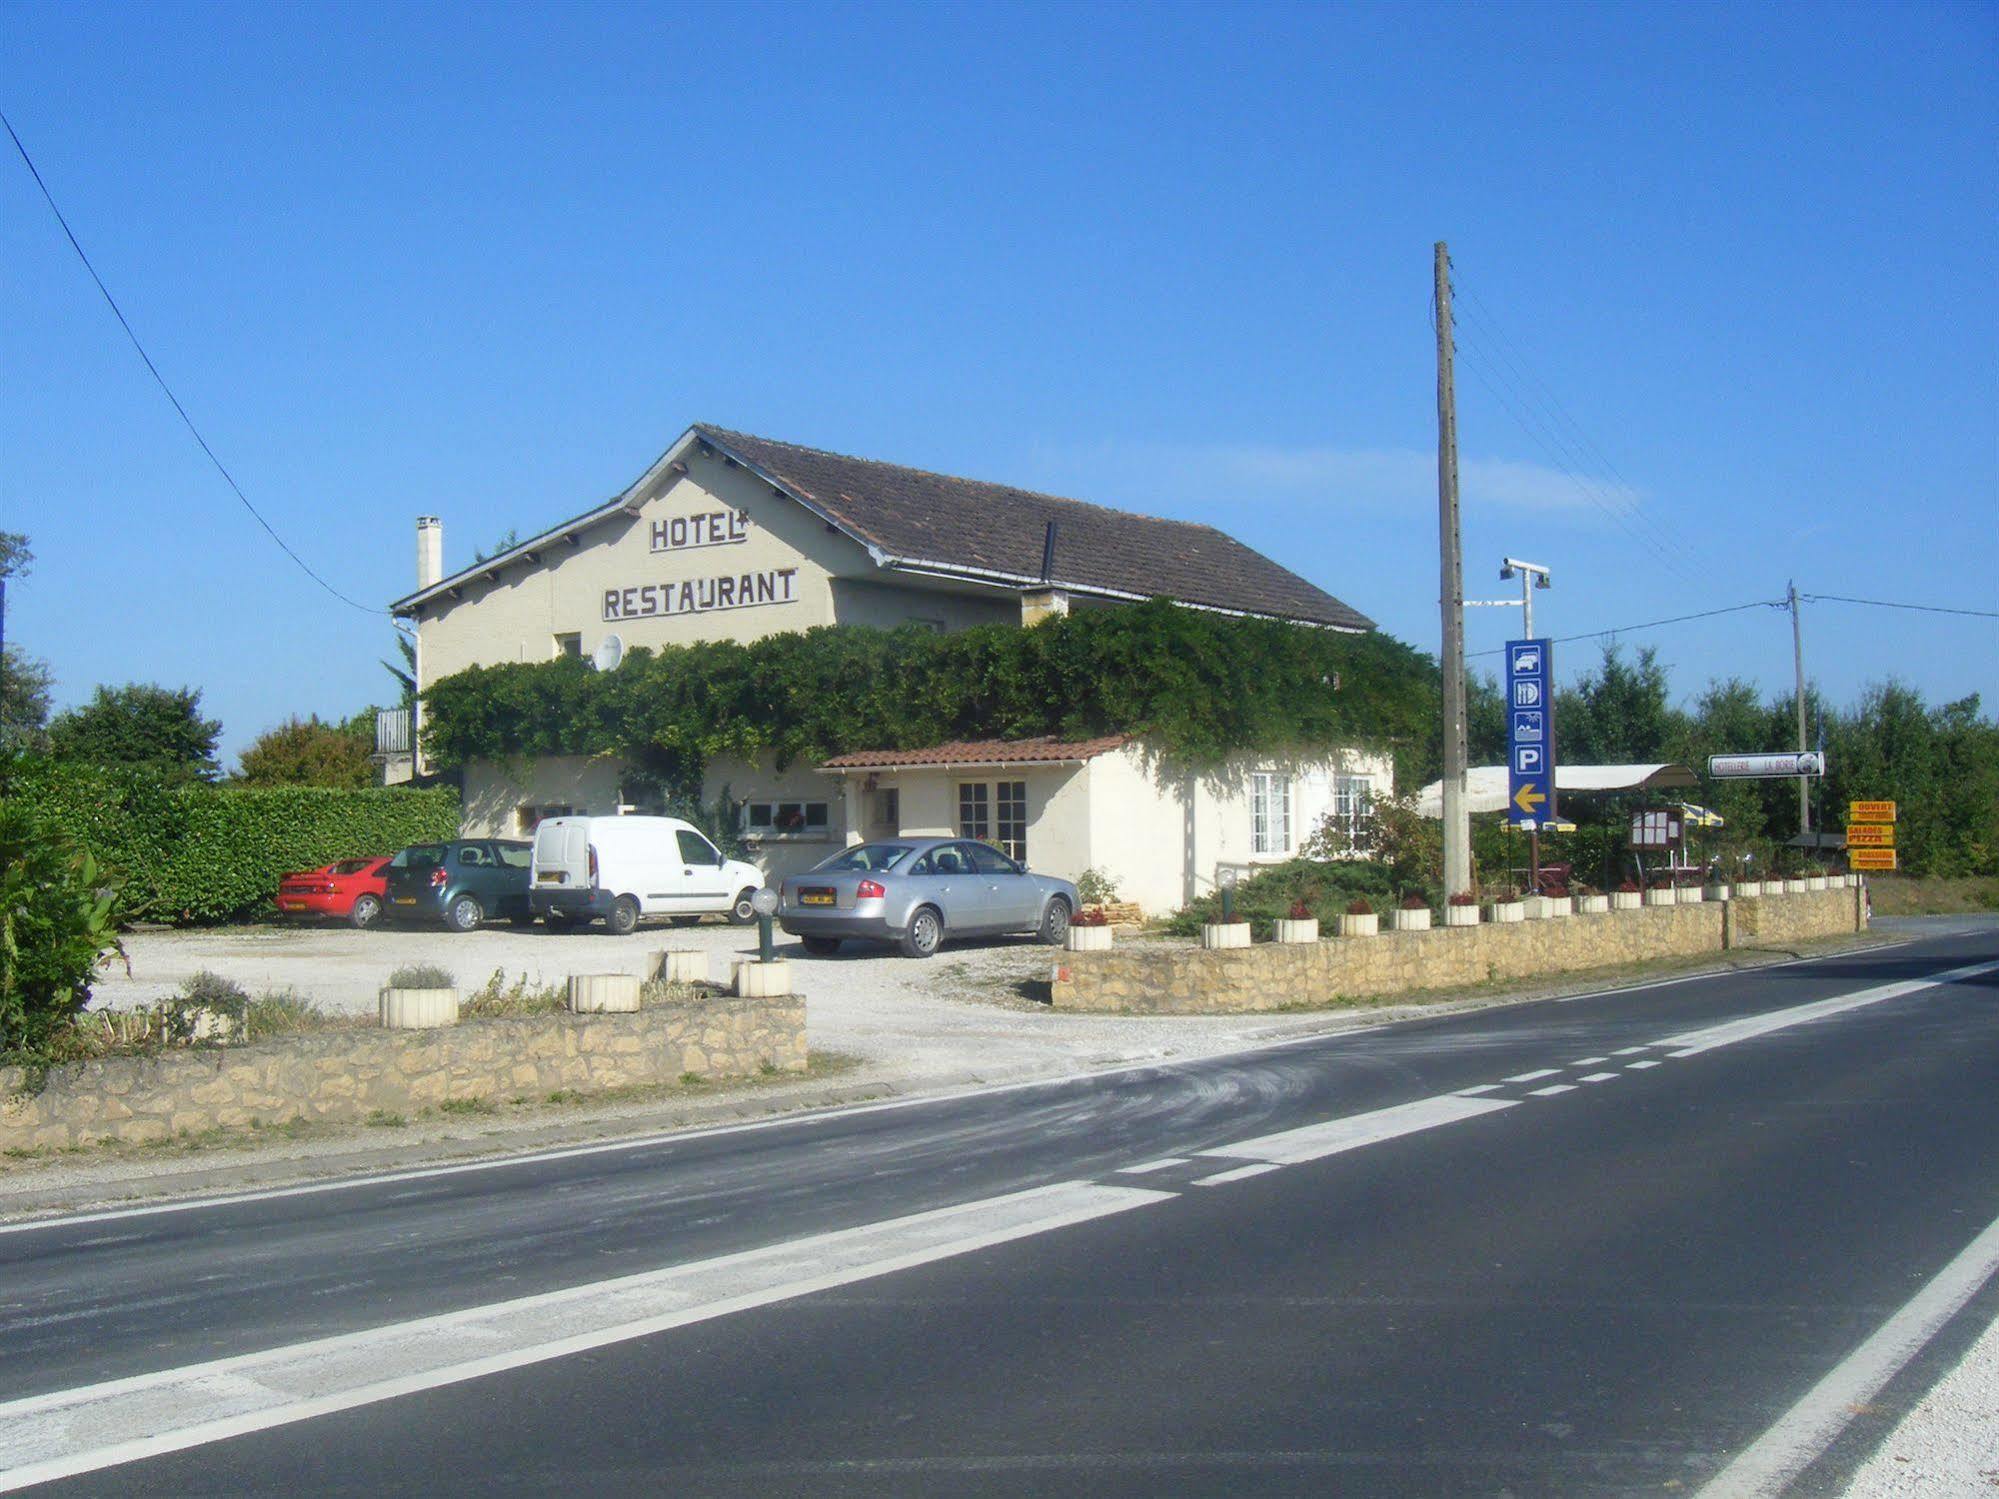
364, 1109, 407, 1128
1866, 875, 1999, 916
437, 1096, 496, 1116
461, 968, 568, 1018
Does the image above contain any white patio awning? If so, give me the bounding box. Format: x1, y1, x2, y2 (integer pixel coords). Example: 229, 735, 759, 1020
1416, 763, 1700, 818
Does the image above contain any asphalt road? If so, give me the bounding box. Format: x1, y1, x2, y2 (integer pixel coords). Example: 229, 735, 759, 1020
3, 924, 1996, 1496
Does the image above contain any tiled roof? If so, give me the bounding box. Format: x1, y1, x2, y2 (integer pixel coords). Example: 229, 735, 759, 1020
820, 735, 1132, 770
696, 426, 1374, 632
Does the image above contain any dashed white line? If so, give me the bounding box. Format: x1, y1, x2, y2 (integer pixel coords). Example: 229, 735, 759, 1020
1116, 1158, 1188, 1175
1505, 1068, 1561, 1083
1626, 1060, 1662, 1070
1570, 1056, 1609, 1067
1577, 1073, 1619, 1084
1612, 1046, 1651, 1056
1528, 1084, 1577, 1097
1661, 959, 1999, 1058
1190, 1163, 1283, 1187
1453, 1084, 1504, 1096
1199, 1093, 1517, 1167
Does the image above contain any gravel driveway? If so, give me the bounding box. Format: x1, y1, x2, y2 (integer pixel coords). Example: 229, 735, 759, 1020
91, 918, 1353, 1094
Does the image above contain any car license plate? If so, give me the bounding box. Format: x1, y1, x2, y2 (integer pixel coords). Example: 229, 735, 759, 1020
393, 897, 418, 905
799, 889, 835, 906
281, 900, 306, 911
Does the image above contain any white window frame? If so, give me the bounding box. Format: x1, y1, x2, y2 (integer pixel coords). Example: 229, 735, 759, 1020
1330, 774, 1375, 852
1251, 772, 1292, 856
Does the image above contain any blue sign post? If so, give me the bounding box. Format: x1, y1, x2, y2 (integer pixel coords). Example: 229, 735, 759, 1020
1505, 639, 1556, 827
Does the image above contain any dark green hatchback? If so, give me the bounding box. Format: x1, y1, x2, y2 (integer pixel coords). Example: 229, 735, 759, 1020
382, 839, 533, 931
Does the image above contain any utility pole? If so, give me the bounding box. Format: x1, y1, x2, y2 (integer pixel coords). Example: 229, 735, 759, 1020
1789, 580, 1809, 839
1435, 242, 1471, 898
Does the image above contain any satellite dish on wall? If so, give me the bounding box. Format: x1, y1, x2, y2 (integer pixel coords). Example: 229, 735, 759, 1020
593, 634, 625, 672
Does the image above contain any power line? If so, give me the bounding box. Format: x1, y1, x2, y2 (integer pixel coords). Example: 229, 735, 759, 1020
1, 109, 386, 615
1800, 592, 1998, 620
1467, 598, 1787, 658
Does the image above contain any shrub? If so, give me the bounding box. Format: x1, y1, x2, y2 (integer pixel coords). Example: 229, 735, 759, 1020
0, 781, 124, 1058
1400, 893, 1430, 910
1072, 906, 1110, 928
1617, 879, 1641, 893
387, 962, 455, 990
461, 968, 566, 1016
1287, 898, 1313, 920
1448, 892, 1479, 907
1344, 897, 1373, 916
1167, 857, 1395, 936
7, 760, 459, 924
1075, 868, 1120, 906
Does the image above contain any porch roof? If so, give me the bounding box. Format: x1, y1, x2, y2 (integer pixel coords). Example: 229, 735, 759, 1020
818, 735, 1131, 772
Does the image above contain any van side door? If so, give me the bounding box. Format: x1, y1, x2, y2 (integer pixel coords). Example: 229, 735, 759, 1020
673, 828, 730, 913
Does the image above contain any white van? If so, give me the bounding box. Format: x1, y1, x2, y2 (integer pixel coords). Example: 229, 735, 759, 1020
528, 816, 765, 935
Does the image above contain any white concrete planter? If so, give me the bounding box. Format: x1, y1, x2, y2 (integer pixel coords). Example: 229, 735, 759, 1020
1066, 924, 1115, 952
1577, 894, 1611, 915
1391, 907, 1432, 932
1202, 922, 1252, 949
1522, 895, 1572, 920
1783, 878, 1808, 894
1806, 876, 1829, 891
1706, 885, 1731, 903
1681, 886, 1706, 903
1644, 888, 1677, 907
379, 987, 459, 1029
569, 973, 642, 1013
1336, 913, 1379, 938
655, 949, 708, 985
1444, 903, 1481, 927
1735, 880, 1761, 897
733, 958, 793, 998
1274, 917, 1320, 944
1486, 900, 1525, 924
1611, 892, 1642, 911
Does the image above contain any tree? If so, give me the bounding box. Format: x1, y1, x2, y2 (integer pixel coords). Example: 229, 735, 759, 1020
1556, 643, 1680, 765
48, 684, 222, 784
0, 647, 53, 752
0, 531, 30, 581
235, 714, 376, 788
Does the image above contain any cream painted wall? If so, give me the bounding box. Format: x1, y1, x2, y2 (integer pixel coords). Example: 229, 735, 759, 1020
460, 755, 627, 838
827, 577, 1017, 632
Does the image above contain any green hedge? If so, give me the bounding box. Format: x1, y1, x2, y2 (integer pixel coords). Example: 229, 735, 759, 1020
7, 762, 460, 924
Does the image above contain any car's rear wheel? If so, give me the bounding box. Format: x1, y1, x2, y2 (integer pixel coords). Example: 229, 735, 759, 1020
728, 888, 759, 926
800, 935, 841, 956
606, 895, 641, 937
1038, 896, 1072, 946
446, 895, 483, 933
899, 906, 943, 959
348, 894, 382, 931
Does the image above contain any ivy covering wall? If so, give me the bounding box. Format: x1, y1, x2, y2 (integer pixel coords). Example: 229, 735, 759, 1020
8, 762, 461, 924
420, 602, 1441, 790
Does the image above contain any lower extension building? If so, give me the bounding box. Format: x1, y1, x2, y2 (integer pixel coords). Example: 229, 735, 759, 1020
390, 424, 1393, 913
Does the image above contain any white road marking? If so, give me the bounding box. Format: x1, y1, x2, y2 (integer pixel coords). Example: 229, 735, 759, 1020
1452, 1084, 1503, 1096
1505, 1068, 1561, 1083
1698, 1210, 1999, 1498
1612, 1046, 1651, 1055
0, 1181, 1171, 1493
1570, 1056, 1609, 1066
1661, 959, 1999, 1058
1626, 1060, 1662, 1070
1116, 1158, 1188, 1175
1190, 1164, 1283, 1187
1577, 1073, 1619, 1084
1528, 1084, 1577, 1097
1199, 1093, 1516, 1167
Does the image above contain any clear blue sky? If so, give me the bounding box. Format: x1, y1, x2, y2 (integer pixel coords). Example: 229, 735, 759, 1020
4, 0, 1994, 764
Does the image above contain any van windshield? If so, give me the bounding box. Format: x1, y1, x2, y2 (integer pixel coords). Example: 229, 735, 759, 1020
817, 843, 914, 873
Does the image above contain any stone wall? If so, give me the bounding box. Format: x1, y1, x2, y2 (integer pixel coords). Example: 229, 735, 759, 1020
1, 995, 805, 1152
1051, 887, 1865, 1014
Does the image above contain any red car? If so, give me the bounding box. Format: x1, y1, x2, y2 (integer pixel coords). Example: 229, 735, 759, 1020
274, 857, 392, 929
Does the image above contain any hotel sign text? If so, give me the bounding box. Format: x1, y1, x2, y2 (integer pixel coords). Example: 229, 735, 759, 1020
651, 510, 751, 552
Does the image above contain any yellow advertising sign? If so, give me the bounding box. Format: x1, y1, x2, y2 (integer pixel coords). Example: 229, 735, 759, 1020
1846, 824, 1896, 847
1849, 848, 1898, 871
1849, 800, 1897, 823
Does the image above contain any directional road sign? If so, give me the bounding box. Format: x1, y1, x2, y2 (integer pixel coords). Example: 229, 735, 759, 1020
1849, 800, 1897, 823
1505, 638, 1554, 827
1708, 751, 1827, 779
1849, 848, 1898, 871
1846, 824, 1895, 848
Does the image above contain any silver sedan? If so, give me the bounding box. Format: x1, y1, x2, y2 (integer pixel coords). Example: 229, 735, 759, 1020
777, 838, 1079, 958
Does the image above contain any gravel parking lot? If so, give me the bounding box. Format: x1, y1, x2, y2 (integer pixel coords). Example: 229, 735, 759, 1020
91, 917, 1351, 1095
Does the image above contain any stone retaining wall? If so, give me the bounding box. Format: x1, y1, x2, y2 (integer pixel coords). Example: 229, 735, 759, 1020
1, 995, 806, 1152
1050, 887, 1865, 1014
